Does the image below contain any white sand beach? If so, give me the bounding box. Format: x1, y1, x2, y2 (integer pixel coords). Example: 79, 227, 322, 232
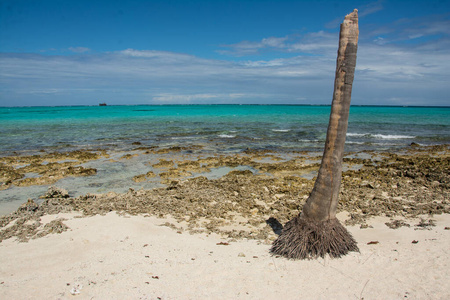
1, 212, 449, 299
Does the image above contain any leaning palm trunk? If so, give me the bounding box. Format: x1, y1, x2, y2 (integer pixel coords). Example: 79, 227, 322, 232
271, 10, 359, 259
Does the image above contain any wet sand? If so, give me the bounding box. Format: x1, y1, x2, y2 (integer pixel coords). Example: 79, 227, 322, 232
0, 144, 449, 298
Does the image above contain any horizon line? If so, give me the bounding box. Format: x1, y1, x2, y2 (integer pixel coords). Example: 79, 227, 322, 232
1, 104, 450, 108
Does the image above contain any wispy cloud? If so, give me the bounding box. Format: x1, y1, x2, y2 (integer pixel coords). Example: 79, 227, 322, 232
218, 36, 289, 56
14, 88, 61, 94
359, 0, 384, 17
219, 31, 336, 57
153, 93, 219, 103
152, 93, 256, 104
68, 47, 91, 53
366, 14, 450, 45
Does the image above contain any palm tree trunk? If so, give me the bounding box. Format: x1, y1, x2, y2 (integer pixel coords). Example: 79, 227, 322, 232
271, 9, 359, 259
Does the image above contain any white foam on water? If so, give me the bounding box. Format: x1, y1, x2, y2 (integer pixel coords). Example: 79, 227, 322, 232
347, 132, 415, 139
372, 134, 415, 139
346, 133, 367, 137
346, 141, 365, 144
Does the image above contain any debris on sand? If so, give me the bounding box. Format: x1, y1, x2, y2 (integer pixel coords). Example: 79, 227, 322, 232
385, 220, 411, 229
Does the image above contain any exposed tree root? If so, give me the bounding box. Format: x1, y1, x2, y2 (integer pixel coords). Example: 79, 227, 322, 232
270, 215, 359, 259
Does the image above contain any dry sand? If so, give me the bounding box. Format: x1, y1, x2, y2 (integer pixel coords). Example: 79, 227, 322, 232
1, 212, 449, 299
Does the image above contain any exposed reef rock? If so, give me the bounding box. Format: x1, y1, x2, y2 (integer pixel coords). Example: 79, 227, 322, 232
0, 150, 106, 190
40, 186, 70, 199
0, 145, 449, 243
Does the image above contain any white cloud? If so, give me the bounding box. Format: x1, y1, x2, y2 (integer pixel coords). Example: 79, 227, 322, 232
120, 49, 161, 57
408, 34, 424, 40
68, 47, 91, 53
373, 37, 387, 45
261, 37, 288, 48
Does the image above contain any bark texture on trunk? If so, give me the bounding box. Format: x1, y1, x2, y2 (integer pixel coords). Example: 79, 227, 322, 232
302, 9, 359, 222
271, 10, 359, 259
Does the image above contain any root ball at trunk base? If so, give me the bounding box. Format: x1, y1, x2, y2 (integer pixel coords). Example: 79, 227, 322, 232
270, 216, 359, 260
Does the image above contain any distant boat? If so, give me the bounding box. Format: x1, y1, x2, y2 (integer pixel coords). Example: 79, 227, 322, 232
99, 103, 107, 106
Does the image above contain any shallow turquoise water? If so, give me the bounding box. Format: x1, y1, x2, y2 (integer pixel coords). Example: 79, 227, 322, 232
0, 105, 449, 155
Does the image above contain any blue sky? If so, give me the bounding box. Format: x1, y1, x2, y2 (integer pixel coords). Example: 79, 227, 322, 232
0, 0, 449, 106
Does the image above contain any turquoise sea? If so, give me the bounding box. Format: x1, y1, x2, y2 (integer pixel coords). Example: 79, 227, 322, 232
1, 105, 449, 155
